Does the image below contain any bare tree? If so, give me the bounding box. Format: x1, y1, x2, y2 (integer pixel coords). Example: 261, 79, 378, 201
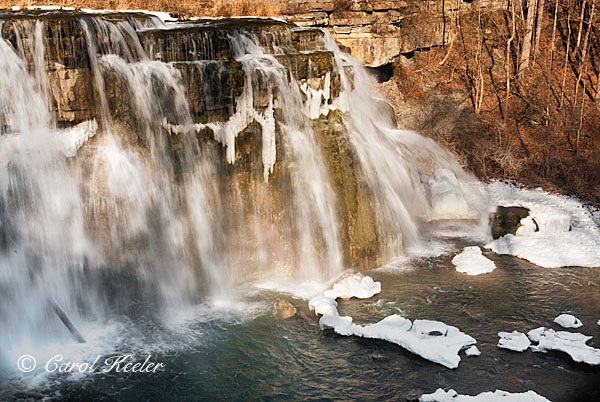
519, 0, 538, 74
505, 0, 517, 142
574, 1, 595, 100
533, 0, 546, 64
546, 0, 560, 122
573, 0, 587, 57
560, 1, 573, 110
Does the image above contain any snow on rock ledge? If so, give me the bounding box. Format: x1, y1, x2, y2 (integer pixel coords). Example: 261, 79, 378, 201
323, 274, 381, 299
419, 388, 551, 402
452, 246, 496, 275
528, 327, 600, 365
498, 331, 531, 352
553, 313, 583, 329
484, 182, 600, 268
309, 273, 476, 369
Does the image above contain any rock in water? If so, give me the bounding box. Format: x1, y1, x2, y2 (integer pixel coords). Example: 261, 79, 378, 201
276, 299, 297, 319
490, 206, 530, 239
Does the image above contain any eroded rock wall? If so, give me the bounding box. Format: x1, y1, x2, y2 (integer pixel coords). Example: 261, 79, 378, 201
0, 12, 382, 271
281, 0, 505, 67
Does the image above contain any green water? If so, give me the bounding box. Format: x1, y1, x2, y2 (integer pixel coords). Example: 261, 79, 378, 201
2, 248, 600, 402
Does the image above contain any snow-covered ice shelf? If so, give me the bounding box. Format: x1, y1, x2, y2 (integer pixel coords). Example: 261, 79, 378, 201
419, 388, 551, 402
309, 273, 476, 369
498, 331, 531, 352
484, 182, 600, 268
528, 327, 600, 365
554, 313, 582, 329
323, 274, 381, 299
452, 246, 496, 275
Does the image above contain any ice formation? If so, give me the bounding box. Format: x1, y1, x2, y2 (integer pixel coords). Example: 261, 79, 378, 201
485, 182, 600, 268
554, 313, 583, 329
497, 331, 531, 352
309, 274, 476, 369
323, 274, 381, 300
452, 246, 496, 275
528, 327, 600, 365
419, 388, 551, 402
464, 345, 481, 356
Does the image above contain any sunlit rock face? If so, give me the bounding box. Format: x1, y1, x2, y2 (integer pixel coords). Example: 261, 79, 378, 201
281, 0, 506, 67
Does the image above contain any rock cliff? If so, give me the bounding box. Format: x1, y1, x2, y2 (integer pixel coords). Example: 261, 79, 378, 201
280, 0, 505, 67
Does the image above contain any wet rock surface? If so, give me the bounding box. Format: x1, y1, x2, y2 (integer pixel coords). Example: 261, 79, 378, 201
490, 206, 530, 240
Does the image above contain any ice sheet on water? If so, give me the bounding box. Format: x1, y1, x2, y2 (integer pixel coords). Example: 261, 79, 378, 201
464, 345, 481, 356
497, 331, 530, 352
309, 274, 476, 369
323, 274, 381, 299
528, 327, 600, 365
452, 246, 496, 275
420, 388, 551, 402
554, 313, 583, 329
485, 182, 600, 268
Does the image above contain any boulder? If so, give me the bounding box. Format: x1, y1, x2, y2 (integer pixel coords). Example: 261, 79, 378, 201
490, 206, 530, 239
276, 299, 298, 319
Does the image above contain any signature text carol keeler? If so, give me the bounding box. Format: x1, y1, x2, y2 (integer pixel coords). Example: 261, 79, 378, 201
46, 354, 165, 373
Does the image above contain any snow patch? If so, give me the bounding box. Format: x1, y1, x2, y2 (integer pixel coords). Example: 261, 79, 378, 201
498, 331, 531, 352
419, 388, 551, 402
309, 274, 476, 369
80, 8, 177, 22
485, 182, 600, 268
554, 313, 583, 329
323, 274, 381, 300
465, 345, 481, 356
452, 246, 496, 275
528, 327, 600, 365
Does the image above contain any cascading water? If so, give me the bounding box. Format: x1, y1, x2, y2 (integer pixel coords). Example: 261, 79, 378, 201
0, 10, 486, 378
321, 34, 487, 258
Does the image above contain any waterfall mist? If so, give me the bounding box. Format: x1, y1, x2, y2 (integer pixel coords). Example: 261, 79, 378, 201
0, 11, 487, 368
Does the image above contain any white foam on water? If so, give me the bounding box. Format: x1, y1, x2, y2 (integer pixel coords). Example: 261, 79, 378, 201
251, 278, 331, 300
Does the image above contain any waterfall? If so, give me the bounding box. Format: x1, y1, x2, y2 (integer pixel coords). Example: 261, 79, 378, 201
322, 34, 486, 258
0, 11, 485, 368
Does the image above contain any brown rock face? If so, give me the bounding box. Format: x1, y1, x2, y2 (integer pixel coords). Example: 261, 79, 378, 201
281, 0, 505, 67
48, 62, 94, 124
